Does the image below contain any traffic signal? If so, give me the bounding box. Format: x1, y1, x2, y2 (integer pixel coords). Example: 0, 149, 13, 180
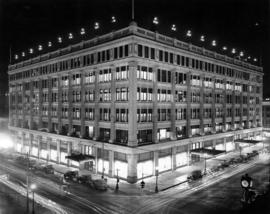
141, 180, 145, 188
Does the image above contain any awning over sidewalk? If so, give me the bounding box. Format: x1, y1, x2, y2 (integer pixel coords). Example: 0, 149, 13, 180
190, 148, 225, 158
235, 139, 261, 144
65, 153, 95, 162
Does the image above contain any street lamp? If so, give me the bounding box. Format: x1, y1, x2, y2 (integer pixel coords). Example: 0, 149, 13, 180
116, 168, 120, 191
101, 142, 104, 179
204, 154, 207, 175
155, 167, 159, 193
30, 183, 36, 214
222, 46, 227, 51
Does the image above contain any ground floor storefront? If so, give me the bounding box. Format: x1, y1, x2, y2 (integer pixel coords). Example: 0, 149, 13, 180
9, 126, 263, 183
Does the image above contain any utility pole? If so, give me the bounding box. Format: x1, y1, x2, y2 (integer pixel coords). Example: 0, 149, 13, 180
101, 142, 104, 179
26, 152, 29, 213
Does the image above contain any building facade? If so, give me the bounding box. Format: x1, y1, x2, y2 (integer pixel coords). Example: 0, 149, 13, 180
262, 99, 270, 131
8, 22, 263, 183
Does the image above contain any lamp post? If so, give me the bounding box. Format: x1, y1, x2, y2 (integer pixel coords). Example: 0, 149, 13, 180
101, 142, 104, 179
155, 167, 159, 193
204, 153, 207, 175
30, 183, 36, 214
116, 168, 119, 191
26, 152, 30, 213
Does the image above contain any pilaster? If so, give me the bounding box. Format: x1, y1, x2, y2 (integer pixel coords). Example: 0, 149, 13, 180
109, 66, 116, 143
128, 61, 138, 147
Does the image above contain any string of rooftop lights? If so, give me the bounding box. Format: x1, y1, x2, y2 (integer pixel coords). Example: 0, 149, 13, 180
13, 15, 258, 64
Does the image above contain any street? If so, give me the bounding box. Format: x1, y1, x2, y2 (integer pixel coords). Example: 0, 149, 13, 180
0, 151, 269, 214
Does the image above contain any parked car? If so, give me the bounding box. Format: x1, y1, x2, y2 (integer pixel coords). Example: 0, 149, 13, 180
77, 175, 92, 184
90, 179, 108, 190
221, 161, 230, 168
187, 170, 203, 181
252, 150, 259, 156
43, 164, 54, 174
64, 171, 79, 181
228, 158, 237, 165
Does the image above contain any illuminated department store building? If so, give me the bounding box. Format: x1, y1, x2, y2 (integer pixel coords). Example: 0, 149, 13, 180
8, 22, 263, 183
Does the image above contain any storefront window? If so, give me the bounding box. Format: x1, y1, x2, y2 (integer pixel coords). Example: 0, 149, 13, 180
114, 161, 128, 178
137, 160, 153, 178
50, 149, 57, 161
158, 156, 172, 172
176, 152, 188, 167
97, 159, 109, 174
40, 150, 47, 159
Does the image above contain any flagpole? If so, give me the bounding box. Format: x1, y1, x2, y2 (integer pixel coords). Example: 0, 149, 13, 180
132, 0, 135, 21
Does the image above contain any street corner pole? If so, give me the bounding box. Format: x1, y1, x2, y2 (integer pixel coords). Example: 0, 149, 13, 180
26, 152, 29, 213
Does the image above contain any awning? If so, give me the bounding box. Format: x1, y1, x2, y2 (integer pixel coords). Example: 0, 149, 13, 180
190, 148, 225, 158
235, 139, 261, 144
65, 153, 95, 162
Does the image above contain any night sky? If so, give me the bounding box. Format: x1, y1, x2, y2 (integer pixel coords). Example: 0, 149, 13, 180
0, 0, 269, 95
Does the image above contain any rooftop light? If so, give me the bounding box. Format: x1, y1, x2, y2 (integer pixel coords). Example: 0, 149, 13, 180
171, 24, 176, 31
38, 45, 42, 51
186, 30, 192, 37
200, 35, 205, 42
212, 40, 217, 46
58, 37, 62, 43
80, 28, 85, 35
68, 33, 73, 39
111, 16, 116, 23
153, 17, 159, 25
94, 22, 100, 30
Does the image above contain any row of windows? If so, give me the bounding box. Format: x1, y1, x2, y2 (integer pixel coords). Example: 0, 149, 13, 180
10, 44, 130, 81
137, 44, 257, 81
10, 91, 260, 106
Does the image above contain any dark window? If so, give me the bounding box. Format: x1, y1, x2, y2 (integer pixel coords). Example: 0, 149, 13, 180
165, 51, 168, 62
159, 50, 163, 61
145, 46, 149, 58
169, 53, 174, 63
119, 46, 123, 58
138, 45, 143, 57
150, 48, 155, 59
114, 47, 118, 59
124, 45, 129, 57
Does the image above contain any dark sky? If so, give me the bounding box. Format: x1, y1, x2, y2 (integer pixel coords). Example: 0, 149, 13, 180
0, 0, 269, 95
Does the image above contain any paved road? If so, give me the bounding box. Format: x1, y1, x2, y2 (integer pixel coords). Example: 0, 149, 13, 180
134, 160, 270, 214
0, 153, 269, 214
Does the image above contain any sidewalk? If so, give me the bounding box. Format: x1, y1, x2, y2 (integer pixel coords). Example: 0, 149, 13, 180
105, 143, 269, 195
26, 143, 269, 196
